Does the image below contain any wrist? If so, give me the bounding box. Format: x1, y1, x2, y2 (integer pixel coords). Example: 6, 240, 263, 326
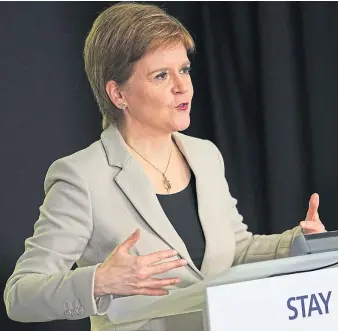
94, 265, 107, 297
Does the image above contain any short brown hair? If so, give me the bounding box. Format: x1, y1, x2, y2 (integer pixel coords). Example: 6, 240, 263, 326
84, 2, 195, 130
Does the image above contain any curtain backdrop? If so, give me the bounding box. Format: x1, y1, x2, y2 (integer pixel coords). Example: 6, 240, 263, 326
0, 2, 337, 330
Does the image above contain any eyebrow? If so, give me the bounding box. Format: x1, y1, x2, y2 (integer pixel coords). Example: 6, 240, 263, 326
147, 61, 191, 76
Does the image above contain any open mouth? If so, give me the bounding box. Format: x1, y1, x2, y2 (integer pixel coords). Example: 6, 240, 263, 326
176, 102, 189, 110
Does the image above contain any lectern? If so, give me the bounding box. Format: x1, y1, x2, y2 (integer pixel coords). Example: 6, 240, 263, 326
203, 231, 338, 331
107, 232, 338, 331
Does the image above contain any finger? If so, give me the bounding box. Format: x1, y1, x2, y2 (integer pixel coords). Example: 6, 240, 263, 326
146, 259, 188, 277
300, 220, 325, 233
305, 193, 319, 221
118, 229, 140, 253
139, 249, 179, 265
312, 211, 320, 222
133, 287, 169, 296
137, 277, 180, 289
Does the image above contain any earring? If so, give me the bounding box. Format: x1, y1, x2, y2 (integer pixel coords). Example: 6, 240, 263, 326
119, 103, 126, 110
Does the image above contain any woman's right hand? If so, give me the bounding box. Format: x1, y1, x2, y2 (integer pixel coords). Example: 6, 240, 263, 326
94, 229, 188, 297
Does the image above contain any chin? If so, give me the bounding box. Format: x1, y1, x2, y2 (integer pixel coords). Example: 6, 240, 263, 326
172, 116, 191, 132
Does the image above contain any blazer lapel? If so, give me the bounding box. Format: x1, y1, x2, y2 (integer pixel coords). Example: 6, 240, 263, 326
101, 125, 204, 279
172, 133, 235, 278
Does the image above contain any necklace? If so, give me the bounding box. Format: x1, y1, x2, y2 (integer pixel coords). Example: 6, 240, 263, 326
126, 142, 173, 193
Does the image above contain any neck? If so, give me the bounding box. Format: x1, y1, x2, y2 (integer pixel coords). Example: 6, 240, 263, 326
118, 121, 174, 160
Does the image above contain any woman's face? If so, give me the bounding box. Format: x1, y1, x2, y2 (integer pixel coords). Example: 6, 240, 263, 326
119, 43, 194, 133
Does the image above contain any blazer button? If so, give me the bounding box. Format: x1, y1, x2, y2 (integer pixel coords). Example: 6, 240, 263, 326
76, 307, 84, 315
64, 309, 72, 318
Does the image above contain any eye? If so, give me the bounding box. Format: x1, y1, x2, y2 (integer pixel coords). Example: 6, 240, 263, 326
155, 71, 168, 80
180, 66, 192, 74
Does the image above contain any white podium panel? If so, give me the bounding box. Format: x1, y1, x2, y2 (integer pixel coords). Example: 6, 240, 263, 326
204, 267, 337, 331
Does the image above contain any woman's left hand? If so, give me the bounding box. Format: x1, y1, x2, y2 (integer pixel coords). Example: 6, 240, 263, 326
300, 193, 326, 234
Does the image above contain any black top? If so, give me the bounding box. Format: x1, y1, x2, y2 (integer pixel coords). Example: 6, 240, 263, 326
156, 172, 206, 270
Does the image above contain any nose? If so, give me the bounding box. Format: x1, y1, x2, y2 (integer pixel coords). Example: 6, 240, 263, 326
171, 74, 190, 95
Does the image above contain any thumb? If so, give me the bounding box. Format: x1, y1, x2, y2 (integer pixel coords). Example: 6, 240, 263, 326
118, 228, 140, 253
306, 193, 319, 221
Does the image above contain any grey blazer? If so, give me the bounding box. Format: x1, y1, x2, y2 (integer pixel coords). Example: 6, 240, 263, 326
4, 125, 301, 331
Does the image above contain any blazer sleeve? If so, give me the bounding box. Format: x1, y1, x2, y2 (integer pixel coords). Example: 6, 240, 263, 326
4, 158, 112, 322
208, 140, 302, 266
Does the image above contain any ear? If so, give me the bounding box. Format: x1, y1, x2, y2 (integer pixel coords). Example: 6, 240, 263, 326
106, 80, 126, 109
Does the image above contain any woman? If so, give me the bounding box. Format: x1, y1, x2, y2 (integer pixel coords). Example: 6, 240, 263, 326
4, 3, 325, 331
